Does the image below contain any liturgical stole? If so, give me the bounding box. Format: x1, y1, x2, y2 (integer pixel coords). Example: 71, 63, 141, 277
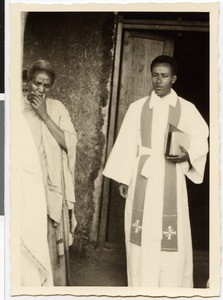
130, 96, 181, 251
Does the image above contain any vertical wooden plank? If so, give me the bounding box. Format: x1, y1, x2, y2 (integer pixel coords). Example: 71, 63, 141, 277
163, 37, 175, 56
116, 33, 165, 135
98, 18, 123, 245
116, 30, 132, 135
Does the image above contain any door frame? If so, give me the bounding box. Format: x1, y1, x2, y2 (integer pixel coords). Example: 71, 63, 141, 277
98, 16, 209, 246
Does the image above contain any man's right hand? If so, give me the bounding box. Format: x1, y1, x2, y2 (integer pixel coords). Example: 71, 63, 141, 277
119, 184, 128, 198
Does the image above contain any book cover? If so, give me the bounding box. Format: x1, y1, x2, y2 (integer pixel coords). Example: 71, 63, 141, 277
164, 124, 190, 156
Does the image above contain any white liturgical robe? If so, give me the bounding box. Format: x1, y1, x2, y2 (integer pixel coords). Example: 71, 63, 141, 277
103, 89, 209, 287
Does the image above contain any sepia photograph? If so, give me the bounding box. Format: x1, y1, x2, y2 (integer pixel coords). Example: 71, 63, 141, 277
9, 2, 220, 297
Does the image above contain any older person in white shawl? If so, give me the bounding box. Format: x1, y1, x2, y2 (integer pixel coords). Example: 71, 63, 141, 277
23, 60, 77, 286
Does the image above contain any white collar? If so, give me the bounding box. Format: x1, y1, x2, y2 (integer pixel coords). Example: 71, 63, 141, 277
149, 89, 178, 108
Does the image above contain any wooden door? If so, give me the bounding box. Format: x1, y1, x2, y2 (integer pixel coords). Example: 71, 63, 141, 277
106, 30, 174, 244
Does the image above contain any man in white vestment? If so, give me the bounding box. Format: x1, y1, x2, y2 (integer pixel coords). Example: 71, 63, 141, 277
103, 55, 209, 287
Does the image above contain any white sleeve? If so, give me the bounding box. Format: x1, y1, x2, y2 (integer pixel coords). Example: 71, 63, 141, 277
181, 104, 209, 184
103, 104, 138, 185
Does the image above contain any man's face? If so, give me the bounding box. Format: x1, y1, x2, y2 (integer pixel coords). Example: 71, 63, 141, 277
151, 63, 177, 98
28, 71, 52, 98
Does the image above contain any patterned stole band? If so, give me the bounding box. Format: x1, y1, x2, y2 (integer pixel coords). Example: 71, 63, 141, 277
130, 96, 181, 252
129, 155, 150, 246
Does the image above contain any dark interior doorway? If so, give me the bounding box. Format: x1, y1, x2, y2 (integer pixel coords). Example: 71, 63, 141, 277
173, 31, 209, 252
105, 28, 209, 253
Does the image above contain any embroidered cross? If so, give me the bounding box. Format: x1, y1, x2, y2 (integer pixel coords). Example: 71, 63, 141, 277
163, 226, 177, 240
132, 219, 142, 234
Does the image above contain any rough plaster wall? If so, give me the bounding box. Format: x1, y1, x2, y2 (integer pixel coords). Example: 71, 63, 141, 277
23, 12, 116, 249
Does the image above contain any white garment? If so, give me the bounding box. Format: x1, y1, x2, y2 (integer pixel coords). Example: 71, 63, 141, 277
103, 89, 209, 287
23, 97, 78, 285
24, 97, 77, 224
16, 109, 53, 286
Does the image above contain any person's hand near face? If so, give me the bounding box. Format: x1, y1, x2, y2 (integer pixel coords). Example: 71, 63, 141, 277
28, 93, 49, 121
27, 70, 67, 152
28, 71, 51, 121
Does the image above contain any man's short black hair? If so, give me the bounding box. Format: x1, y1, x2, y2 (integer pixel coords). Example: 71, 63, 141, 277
150, 55, 178, 75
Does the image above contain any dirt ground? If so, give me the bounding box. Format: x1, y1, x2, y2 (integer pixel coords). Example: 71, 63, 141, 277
69, 244, 208, 288
69, 244, 127, 286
